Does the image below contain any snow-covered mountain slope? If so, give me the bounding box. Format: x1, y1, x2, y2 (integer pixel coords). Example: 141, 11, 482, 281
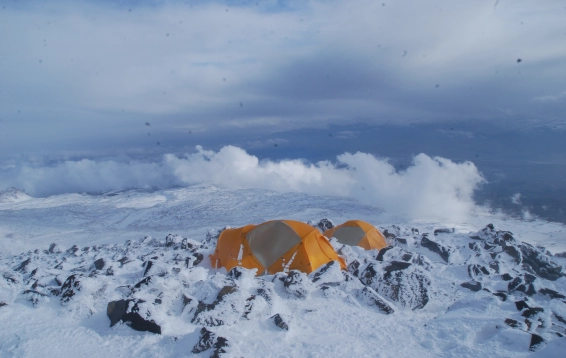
1, 186, 566, 357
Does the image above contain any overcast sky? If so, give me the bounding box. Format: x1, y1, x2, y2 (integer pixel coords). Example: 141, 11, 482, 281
1, 0, 565, 158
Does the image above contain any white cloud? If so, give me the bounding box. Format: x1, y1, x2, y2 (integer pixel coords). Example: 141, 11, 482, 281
0, 145, 485, 221
511, 193, 521, 205
532, 92, 566, 103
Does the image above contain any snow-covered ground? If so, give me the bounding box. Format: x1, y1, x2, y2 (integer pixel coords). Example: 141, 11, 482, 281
1, 186, 566, 357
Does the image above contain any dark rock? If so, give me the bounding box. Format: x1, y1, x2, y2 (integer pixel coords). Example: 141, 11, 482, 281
468, 242, 481, 252
421, 236, 451, 263
529, 334, 545, 352
539, 288, 566, 299
227, 267, 245, 280
489, 261, 500, 274
182, 294, 193, 307
522, 307, 544, 318
0, 302, 6, 308
508, 277, 523, 292
504, 318, 520, 328
493, 292, 507, 301
376, 246, 394, 261
347, 260, 360, 277
3, 272, 18, 284
501, 273, 513, 281
106, 266, 115, 276
357, 287, 395, 314
212, 337, 229, 358
60, 274, 82, 303
284, 270, 310, 298
461, 281, 482, 292
411, 228, 419, 235
216, 285, 238, 301
395, 238, 408, 247
181, 238, 193, 250
191, 285, 238, 326
14, 258, 31, 273
553, 312, 566, 325
22, 289, 48, 305
315, 218, 334, 232
483, 243, 497, 251
192, 253, 204, 267
469, 235, 482, 240
48, 243, 60, 254
503, 246, 522, 264
524, 273, 536, 285
515, 300, 530, 311
256, 288, 273, 305
165, 234, 177, 247
118, 257, 131, 266
94, 258, 105, 270
360, 263, 429, 310
107, 299, 161, 334
486, 223, 495, 231
107, 299, 127, 326
384, 261, 412, 272
433, 228, 453, 236
468, 264, 490, 279
270, 314, 289, 330
311, 260, 339, 283
520, 243, 563, 281
134, 276, 152, 289
382, 230, 396, 240
143, 261, 153, 277
154, 298, 162, 305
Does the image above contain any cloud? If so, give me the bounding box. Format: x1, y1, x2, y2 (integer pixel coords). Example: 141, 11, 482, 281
532, 92, 566, 103
1, 0, 566, 156
0, 145, 485, 221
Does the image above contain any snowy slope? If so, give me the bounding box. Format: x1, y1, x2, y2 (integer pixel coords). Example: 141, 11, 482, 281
1, 186, 566, 357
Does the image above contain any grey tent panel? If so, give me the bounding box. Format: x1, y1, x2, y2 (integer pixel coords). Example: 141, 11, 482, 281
332, 226, 366, 246
246, 221, 302, 269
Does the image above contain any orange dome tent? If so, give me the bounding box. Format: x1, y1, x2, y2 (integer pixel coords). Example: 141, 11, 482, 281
324, 220, 387, 250
211, 220, 346, 275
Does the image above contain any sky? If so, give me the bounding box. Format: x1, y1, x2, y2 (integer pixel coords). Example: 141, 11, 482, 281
1, 0, 565, 221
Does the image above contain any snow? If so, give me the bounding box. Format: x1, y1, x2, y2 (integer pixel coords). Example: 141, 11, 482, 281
1, 185, 566, 357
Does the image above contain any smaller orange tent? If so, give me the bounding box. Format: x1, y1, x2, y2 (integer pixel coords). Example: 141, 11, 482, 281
324, 220, 387, 250
211, 220, 345, 275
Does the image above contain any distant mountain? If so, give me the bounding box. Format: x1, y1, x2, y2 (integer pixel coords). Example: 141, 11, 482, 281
0, 187, 32, 203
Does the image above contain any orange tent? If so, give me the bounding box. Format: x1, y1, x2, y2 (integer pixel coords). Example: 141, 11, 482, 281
324, 220, 387, 250
211, 220, 346, 275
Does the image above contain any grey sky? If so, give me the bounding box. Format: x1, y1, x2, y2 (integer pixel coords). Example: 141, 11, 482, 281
1, 0, 565, 156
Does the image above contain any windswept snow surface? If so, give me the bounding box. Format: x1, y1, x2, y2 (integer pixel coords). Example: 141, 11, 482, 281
1, 185, 566, 357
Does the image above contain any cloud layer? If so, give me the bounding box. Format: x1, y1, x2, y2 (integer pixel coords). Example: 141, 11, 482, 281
1, 0, 565, 155
0, 146, 485, 221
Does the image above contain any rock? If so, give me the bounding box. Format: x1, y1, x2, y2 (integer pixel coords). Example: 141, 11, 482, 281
502, 246, 522, 264
314, 218, 334, 232
522, 307, 544, 318
134, 276, 152, 289
376, 246, 394, 261
347, 260, 360, 277
310, 260, 343, 285
284, 270, 311, 298
382, 230, 396, 240
461, 281, 482, 292
22, 289, 49, 305
107, 299, 161, 334
384, 261, 412, 272
468, 264, 490, 279
192, 285, 239, 326
192, 327, 216, 353
504, 318, 521, 328
0, 302, 6, 308
60, 274, 82, 303
515, 300, 530, 311
227, 267, 245, 280
143, 261, 153, 277
529, 333, 545, 352
520, 243, 563, 281
14, 258, 31, 273
48, 243, 61, 254
94, 258, 105, 270
270, 313, 289, 330
356, 287, 394, 314
500, 273, 513, 281
539, 288, 566, 299
360, 262, 430, 310
493, 292, 507, 301
433, 228, 454, 236
394, 238, 408, 247
420, 236, 451, 263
